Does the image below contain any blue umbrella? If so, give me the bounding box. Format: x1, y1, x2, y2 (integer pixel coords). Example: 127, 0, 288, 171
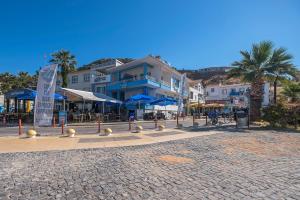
125, 94, 155, 109
125, 94, 154, 103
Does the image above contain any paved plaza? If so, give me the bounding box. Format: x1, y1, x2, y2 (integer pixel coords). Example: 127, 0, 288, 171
0, 128, 299, 200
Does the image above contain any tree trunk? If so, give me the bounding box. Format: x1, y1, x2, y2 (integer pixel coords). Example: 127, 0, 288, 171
250, 80, 264, 121
273, 79, 277, 104
61, 70, 68, 88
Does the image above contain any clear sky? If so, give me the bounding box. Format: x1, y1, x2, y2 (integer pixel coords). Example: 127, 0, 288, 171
0, 0, 299, 74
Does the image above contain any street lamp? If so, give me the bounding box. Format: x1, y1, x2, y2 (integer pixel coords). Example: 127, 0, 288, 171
246, 88, 251, 129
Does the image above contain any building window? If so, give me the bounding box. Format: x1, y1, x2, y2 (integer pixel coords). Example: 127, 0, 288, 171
71, 75, 78, 84
83, 87, 91, 92
84, 74, 90, 82
211, 88, 215, 92
190, 92, 193, 99
222, 89, 227, 95
96, 86, 105, 94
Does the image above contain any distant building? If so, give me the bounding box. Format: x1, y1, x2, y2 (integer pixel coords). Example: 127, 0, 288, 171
189, 80, 205, 104
0, 94, 4, 111
205, 83, 270, 107
197, 66, 232, 72
106, 55, 190, 102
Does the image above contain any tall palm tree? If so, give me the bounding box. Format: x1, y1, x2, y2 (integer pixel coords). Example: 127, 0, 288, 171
265, 48, 296, 103
50, 50, 77, 87
282, 81, 300, 103
228, 41, 275, 120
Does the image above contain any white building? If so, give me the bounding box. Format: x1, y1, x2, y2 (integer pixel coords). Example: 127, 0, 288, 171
189, 80, 205, 104
205, 83, 270, 107
56, 59, 123, 92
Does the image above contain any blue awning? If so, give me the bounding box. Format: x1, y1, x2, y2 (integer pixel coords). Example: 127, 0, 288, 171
5, 89, 66, 101
150, 97, 177, 106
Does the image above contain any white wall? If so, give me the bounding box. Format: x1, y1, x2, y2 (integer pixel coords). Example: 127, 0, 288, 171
57, 70, 91, 91
0, 94, 4, 106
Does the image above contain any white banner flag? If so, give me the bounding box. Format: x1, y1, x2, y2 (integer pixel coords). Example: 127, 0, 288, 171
177, 73, 186, 114
34, 64, 58, 127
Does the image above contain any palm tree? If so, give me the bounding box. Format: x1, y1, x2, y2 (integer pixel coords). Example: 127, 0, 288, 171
282, 81, 300, 103
265, 48, 296, 103
228, 41, 275, 120
50, 50, 77, 87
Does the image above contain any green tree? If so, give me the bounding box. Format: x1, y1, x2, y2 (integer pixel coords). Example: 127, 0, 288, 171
50, 50, 77, 87
16, 71, 36, 89
228, 41, 276, 120
0, 72, 17, 94
265, 48, 296, 103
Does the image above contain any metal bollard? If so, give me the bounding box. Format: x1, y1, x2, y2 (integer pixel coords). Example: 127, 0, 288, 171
192, 114, 195, 126
53, 116, 56, 127
3, 115, 6, 126
176, 114, 179, 126
154, 119, 157, 129
129, 120, 131, 131
18, 119, 22, 136
98, 118, 101, 133
61, 119, 64, 135
206, 115, 208, 126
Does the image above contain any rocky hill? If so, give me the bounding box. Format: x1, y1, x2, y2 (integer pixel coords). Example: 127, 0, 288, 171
178, 66, 241, 85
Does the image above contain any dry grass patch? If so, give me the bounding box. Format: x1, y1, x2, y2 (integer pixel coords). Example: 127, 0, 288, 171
158, 155, 194, 164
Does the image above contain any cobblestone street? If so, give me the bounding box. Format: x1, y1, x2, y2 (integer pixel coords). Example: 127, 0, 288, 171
0, 129, 300, 200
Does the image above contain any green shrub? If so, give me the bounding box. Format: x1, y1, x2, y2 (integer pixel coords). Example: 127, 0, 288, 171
262, 103, 300, 128
262, 103, 288, 127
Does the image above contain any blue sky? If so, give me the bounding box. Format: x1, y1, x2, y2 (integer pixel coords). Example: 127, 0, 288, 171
0, 0, 299, 74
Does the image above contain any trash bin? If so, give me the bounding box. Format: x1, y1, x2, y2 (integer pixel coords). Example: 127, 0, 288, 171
236, 111, 248, 128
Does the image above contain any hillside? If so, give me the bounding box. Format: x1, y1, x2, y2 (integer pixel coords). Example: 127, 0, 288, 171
178, 67, 241, 85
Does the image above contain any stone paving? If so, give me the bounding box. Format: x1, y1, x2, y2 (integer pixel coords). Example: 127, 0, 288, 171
0, 129, 300, 200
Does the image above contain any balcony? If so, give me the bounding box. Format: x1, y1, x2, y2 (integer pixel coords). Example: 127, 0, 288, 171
107, 75, 172, 91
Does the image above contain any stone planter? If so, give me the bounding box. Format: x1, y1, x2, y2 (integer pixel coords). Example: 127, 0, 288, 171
26, 129, 37, 138
67, 128, 76, 137
158, 125, 165, 131
104, 128, 112, 136
136, 125, 143, 133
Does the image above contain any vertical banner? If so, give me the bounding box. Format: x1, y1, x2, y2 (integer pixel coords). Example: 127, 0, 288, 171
34, 64, 58, 127
177, 73, 186, 115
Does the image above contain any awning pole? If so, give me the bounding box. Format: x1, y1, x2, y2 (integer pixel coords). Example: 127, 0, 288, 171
63, 91, 66, 112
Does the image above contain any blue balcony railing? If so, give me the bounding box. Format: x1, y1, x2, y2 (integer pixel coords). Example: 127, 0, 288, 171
107, 75, 173, 91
